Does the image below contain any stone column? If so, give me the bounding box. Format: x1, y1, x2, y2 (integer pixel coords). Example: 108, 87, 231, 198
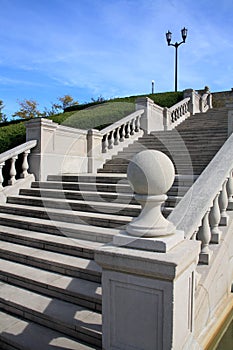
95, 150, 200, 350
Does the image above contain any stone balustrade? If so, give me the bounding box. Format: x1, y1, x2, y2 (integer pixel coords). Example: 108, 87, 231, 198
163, 97, 190, 130
169, 130, 233, 264
0, 140, 37, 188
136, 88, 212, 134
101, 109, 143, 154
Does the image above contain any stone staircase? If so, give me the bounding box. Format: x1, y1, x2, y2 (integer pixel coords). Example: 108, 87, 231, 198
0, 108, 229, 349
99, 108, 228, 175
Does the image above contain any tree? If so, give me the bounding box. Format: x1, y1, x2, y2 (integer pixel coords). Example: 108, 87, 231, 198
91, 95, 105, 103
0, 99, 7, 122
13, 99, 42, 119
56, 95, 79, 111
43, 95, 79, 117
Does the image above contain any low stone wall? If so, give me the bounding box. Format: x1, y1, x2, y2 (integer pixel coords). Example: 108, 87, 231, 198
212, 90, 233, 108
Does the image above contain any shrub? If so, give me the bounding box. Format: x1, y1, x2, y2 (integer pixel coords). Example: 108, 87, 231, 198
0, 122, 26, 154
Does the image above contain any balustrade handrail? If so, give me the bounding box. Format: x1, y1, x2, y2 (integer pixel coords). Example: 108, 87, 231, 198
0, 140, 37, 164
169, 132, 233, 240
101, 109, 144, 135
169, 97, 190, 113
0, 140, 37, 188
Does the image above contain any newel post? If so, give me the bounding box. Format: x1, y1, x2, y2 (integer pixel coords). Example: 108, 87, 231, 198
95, 150, 200, 350
87, 129, 103, 173
183, 89, 198, 115
136, 97, 164, 132
26, 118, 58, 181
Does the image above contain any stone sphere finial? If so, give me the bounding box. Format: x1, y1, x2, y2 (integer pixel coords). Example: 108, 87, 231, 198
126, 150, 176, 237
127, 150, 175, 196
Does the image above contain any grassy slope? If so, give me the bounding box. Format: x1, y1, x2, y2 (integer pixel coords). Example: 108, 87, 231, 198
0, 91, 183, 154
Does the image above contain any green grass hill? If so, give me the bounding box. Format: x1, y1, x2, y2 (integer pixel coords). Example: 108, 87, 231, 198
0, 91, 183, 154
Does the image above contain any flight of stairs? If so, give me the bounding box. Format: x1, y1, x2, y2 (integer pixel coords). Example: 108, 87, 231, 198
99, 108, 228, 175
0, 108, 229, 349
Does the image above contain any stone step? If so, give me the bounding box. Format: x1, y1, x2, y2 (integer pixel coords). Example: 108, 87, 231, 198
20, 187, 137, 204
19, 188, 181, 209
167, 185, 190, 196
7, 195, 141, 217
0, 283, 102, 347
0, 213, 118, 243
123, 141, 225, 148
99, 165, 201, 173
47, 174, 128, 184
109, 154, 221, 163
119, 143, 225, 151
0, 311, 99, 350
132, 143, 226, 150
0, 241, 102, 282
0, 259, 102, 312
0, 203, 133, 229
0, 225, 103, 259
138, 135, 227, 142
32, 180, 133, 193
164, 196, 183, 207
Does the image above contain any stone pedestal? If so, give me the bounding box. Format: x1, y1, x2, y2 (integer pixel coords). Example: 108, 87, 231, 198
95, 149, 201, 349
95, 239, 200, 350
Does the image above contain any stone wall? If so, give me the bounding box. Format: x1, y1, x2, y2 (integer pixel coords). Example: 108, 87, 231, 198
212, 90, 233, 108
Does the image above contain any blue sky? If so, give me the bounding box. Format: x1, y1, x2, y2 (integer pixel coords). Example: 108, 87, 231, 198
1, 0, 233, 118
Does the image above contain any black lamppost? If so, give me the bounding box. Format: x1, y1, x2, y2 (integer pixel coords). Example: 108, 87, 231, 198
166, 27, 188, 92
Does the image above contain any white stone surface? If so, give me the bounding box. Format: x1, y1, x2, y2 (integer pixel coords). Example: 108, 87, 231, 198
126, 150, 176, 237
26, 118, 89, 181
113, 229, 184, 252
0, 174, 35, 203
95, 239, 200, 350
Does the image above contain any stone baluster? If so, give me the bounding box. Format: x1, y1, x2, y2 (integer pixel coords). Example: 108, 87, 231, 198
0, 162, 5, 189
182, 105, 185, 115
125, 122, 130, 138
178, 107, 181, 118
8, 156, 18, 185
119, 124, 125, 142
108, 131, 114, 149
20, 150, 30, 178
114, 127, 120, 146
102, 134, 108, 153
130, 118, 135, 135
190, 229, 198, 241
135, 116, 140, 132
219, 179, 229, 226
209, 192, 222, 243
197, 210, 213, 264
171, 111, 175, 123
227, 170, 233, 210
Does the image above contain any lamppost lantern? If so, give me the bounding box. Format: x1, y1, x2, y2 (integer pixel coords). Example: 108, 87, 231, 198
151, 80, 155, 94
165, 27, 188, 92
166, 31, 172, 45
181, 27, 188, 42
